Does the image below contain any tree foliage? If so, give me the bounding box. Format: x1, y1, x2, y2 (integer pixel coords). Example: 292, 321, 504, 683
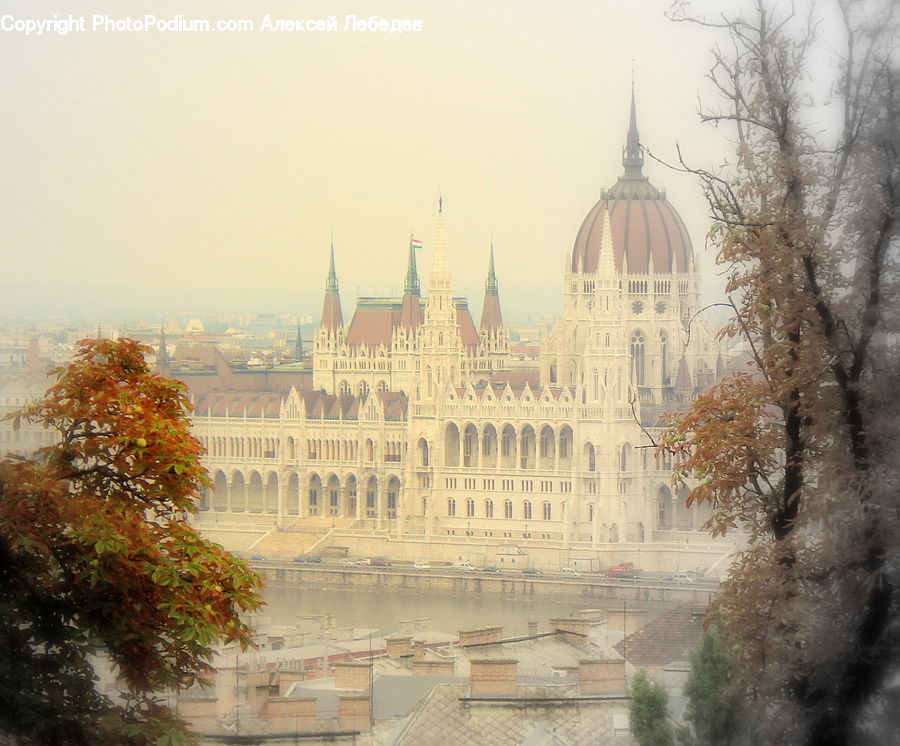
0, 338, 264, 745
663, 1, 900, 744
682, 626, 739, 746
629, 670, 675, 746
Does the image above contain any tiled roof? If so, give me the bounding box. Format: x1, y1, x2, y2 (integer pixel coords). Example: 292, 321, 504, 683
392, 683, 629, 746
613, 602, 706, 667
376, 392, 408, 421
455, 301, 479, 349
194, 392, 281, 417
453, 632, 592, 678
490, 368, 541, 390
347, 302, 400, 347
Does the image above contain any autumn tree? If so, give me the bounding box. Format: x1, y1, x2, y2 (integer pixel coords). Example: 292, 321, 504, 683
0, 338, 264, 745
662, 0, 900, 744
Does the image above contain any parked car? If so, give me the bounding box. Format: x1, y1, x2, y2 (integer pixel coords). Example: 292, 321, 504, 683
606, 565, 640, 578
521, 568, 543, 575
413, 561, 432, 569
339, 558, 355, 565
481, 566, 501, 573
662, 573, 694, 584
293, 556, 322, 564
369, 557, 391, 567
560, 567, 582, 577
356, 558, 372, 565
451, 561, 475, 571
250, 555, 266, 562
612, 571, 639, 580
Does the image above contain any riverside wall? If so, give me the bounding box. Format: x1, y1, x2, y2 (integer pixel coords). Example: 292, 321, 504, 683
255, 563, 718, 603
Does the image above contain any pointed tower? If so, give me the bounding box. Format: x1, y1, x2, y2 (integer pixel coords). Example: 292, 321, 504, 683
420, 198, 463, 398
622, 78, 644, 178
313, 241, 348, 393
399, 235, 424, 330
479, 239, 503, 333
675, 354, 693, 396
320, 242, 344, 330
157, 324, 170, 375
425, 198, 454, 322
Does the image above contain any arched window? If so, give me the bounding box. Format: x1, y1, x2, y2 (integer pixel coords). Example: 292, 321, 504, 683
376, 379, 388, 392
358, 380, 370, 398
542, 501, 551, 520
504, 499, 513, 519
620, 442, 633, 471
588, 503, 595, 522
523, 500, 533, 520
339, 380, 350, 395
592, 368, 599, 400
631, 331, 646, 385
466, 498, 475, 517
584, 442, 596, 472
484, 499, 494, 518
447, 497, 456, 517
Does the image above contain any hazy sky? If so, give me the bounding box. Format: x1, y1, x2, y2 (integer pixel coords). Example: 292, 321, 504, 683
3, 0, 746, 321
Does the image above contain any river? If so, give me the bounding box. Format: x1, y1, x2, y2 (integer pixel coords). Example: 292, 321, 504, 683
260, 581, 669, 638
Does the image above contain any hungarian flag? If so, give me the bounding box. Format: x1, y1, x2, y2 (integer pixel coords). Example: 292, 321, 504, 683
411, 237, 423, 250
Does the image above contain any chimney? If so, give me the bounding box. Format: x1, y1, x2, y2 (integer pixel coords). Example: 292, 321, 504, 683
550, 618, 592, 650
469, 659, 518, 697
412, 659, 456, 676
386, 636, 412, 659
606, 608, 648, 635
578, 659, 627, 694
333, 662, 372, 691
413, 639, 426, 660
458, 626, 503, 647
27, 338, 42, 374
264, 696, 317, 731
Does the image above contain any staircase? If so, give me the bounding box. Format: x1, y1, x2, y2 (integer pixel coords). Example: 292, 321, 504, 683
246, 516, 357, 559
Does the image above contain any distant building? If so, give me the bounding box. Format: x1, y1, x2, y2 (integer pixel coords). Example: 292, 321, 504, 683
187, 92, 724, 565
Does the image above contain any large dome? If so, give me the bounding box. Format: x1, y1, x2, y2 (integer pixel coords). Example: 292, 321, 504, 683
571, 94, 693, 275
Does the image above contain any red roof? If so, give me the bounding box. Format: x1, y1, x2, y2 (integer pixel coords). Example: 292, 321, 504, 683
320, 293, 344, 329
455, 301, 479, 349
480, 293, 503, 332
572, 177, 693, 275
347, 301, 401, 347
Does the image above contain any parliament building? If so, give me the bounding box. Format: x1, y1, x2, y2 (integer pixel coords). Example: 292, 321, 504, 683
187, 95, 727, 565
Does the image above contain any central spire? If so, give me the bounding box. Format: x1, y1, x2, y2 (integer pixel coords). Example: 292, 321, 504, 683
425, 197, 454, 324
622, 78, 644, 177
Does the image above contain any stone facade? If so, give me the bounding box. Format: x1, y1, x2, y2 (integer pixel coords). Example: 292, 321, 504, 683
187, 94, 725, 559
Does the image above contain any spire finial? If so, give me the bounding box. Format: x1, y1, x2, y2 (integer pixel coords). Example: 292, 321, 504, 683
623, 73, 644, 176
438, 192, 443, 214
326, 240, 339, 294
485, 236, 498, 295
404, 233, 421, 294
